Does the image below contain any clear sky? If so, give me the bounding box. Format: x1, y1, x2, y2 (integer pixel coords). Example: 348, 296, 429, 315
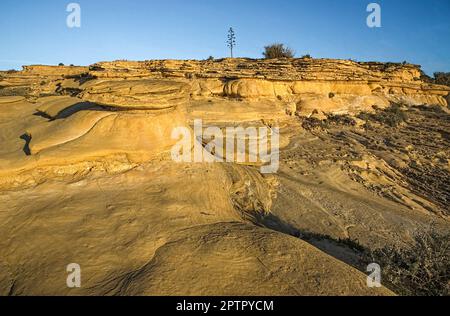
1, 0, 449, 75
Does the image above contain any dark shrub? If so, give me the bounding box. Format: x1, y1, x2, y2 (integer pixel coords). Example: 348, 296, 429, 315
326, 114, 356, 126
366, 225, 449, 296
434, 72, 450, 87
263, 43, 295, 59
358, 103, 407, 127
301, 117, 326, 130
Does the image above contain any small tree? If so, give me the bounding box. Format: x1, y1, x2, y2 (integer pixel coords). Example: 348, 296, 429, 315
263, 43, 295, 59
227, 27, 236, 58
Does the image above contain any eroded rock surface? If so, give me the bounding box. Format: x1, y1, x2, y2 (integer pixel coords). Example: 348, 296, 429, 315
0, 58, 448, 296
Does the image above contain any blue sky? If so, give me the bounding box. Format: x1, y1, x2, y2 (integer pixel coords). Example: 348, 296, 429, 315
0, 0, 449, 75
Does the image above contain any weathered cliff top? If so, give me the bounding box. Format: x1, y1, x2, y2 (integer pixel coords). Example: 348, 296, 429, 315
2, 58, 448, 108
11, 57, 428, 83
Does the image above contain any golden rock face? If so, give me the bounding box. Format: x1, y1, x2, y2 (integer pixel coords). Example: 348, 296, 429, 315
78, 79, 190, 110
0, 58, 448, 295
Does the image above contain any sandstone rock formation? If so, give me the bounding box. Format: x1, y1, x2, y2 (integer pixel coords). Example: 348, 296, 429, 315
0, 58, 448, 296
87, 58, 450, 107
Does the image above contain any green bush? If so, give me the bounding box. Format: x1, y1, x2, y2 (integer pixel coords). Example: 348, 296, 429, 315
263, 43, 295, 59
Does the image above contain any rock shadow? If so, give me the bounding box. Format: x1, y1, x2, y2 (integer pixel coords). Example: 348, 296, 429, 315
33, 102, 119, 121
20, 133, 32, 156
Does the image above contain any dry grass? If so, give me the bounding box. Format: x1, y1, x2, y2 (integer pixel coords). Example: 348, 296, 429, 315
366, 225, 449, 296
